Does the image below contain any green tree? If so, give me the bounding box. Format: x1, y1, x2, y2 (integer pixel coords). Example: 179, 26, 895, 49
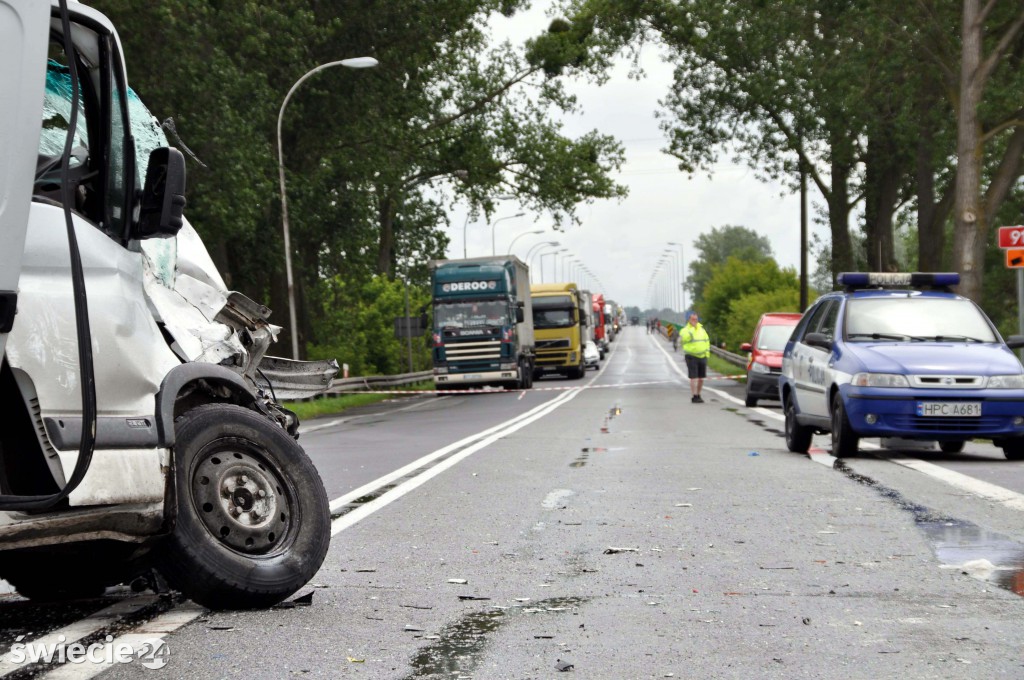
94, 0, 627, 359
725, 288, 809, 353
698, 257, 799, 345
307, 275, 432, 376
686, 225, 773, 306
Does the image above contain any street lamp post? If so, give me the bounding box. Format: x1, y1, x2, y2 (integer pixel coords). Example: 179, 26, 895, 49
506, 229, 544, 255
464, 194, 515, 258
667, 241, 686, 314
552, 248, 569, 282
490, 213, 525, 256
525, 241, 560, 271
278, 56, 378, 359
531, 244, 561, 283
663, 249, 681, 315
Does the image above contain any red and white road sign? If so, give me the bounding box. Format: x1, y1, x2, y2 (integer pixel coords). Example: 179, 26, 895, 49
998, 225, 1024, 249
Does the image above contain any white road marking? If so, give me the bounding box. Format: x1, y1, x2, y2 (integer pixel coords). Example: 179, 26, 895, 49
330, 387, 585, 535
0, 596, 156, 676
41, 603, 205, 680
869, 451, 1024, 511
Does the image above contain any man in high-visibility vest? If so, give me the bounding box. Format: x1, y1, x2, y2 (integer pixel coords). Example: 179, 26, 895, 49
679, 312, 710, 403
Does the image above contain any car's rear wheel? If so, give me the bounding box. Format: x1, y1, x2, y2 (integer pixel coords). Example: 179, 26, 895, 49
744, 380, 757, 407
830, 394, 858, 458
784, 394, 812, 453
939, 441, 965, 454
1001, 439, 1024, 461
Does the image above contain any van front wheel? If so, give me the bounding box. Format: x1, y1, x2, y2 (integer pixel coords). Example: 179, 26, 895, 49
159, 404, 329, 609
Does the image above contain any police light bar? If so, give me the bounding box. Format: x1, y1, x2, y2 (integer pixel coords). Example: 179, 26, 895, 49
838, 272, 960, 290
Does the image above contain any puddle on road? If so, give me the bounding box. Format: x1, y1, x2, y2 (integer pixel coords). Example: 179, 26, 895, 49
836, 461, 1024, 597
403, 596, 587, 679
917, 521, 1024, 595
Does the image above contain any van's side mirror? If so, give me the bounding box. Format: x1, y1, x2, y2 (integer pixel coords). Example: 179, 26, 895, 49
419, 313, 429, 329
516, 307, 525, 323
133, 147, 186, 239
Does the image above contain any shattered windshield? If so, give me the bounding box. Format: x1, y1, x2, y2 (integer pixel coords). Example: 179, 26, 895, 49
434, 301, 508, 329
42, 60, 168, 182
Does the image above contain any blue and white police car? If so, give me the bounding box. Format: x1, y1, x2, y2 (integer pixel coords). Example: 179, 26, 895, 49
779, 272, 1024, 459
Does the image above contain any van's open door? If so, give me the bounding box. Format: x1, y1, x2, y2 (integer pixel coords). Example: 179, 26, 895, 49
0, 0, 50, 367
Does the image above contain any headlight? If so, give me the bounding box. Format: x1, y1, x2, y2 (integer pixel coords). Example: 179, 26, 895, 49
500, 362, 517, 370
852, 372, 909, 387
751, 362, 771, 374
434, 366, 448, 375
987, 374, 1024, 388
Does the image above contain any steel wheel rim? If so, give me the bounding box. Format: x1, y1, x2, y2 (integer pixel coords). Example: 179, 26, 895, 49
190, 438, 296, 556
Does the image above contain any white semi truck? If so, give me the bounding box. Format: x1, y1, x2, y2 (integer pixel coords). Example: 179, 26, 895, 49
0, 0, 334, 608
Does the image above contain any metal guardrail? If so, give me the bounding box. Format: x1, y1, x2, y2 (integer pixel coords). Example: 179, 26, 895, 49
711, 345, 749, 368
285, 341, 745, 403
322, 370, 433, 395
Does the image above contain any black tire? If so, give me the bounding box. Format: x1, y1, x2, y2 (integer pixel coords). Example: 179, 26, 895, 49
939, 441, 965, 454
568, 361, 586, 380
3, 557, 109, 602
784, 394, 813, 453
159, 403, 330, 610
1002, 439, 1024, 461
744, 384, 757, 408
830, 394, 859, 458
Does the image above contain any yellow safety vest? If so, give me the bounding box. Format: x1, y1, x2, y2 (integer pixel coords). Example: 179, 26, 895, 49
680, 323, 710, 358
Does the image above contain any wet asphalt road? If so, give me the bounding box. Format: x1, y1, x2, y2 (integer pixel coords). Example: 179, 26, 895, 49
7, 327, 1024, 678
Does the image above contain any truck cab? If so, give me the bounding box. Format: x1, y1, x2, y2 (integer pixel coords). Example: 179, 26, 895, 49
531, 282, 586, 380
429, 257, 535, 390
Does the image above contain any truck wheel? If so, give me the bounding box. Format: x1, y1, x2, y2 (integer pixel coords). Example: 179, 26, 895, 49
159, 403, 330, 609
516, 360, 529, 389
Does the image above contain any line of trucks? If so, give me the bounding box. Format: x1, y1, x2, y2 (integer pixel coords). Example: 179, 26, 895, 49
428, 256, 621, 390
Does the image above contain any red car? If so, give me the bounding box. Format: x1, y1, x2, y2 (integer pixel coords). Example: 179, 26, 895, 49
740, 312, 802, 407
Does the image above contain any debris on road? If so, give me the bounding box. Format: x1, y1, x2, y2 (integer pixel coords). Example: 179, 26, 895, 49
604, 547, 639, 554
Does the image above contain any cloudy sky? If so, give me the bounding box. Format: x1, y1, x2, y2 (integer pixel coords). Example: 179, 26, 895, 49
445, 4, 824, 311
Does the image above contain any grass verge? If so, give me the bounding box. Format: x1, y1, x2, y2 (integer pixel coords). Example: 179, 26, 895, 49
284, 381, 434, 420
708, 354, 746, 382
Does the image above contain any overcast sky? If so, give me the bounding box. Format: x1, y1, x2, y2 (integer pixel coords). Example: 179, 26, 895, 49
445, 4, 824, 311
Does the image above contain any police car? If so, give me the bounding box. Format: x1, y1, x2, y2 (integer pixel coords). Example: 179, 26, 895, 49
779, 272, 1024, 459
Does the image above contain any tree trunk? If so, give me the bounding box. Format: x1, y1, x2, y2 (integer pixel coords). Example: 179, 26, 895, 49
828, 157, 854, 284
863, 133, 899, 271
376, 193, 397, 277
951, 0, 985, 300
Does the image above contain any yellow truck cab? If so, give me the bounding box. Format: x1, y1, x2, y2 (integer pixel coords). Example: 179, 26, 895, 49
531, 283, 587, 380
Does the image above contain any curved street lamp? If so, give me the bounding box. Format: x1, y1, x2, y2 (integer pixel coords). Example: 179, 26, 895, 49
278, 56, 378, 359
667, 241, 686, 313
490, 212, 525, 256
525, 240, 560, 266
506, 229, 545, 255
